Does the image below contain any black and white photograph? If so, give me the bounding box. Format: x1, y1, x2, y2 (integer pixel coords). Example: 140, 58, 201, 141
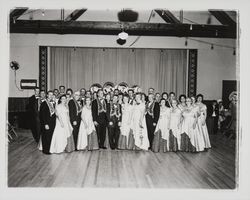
0, 0, 249, 200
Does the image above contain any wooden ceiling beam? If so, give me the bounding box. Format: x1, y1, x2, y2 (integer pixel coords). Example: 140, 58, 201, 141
65, 9, 87, 21
155, 9, 181, 24
209, 10, 236, 27
10, 8, 28, 22
10, 20, 236, 38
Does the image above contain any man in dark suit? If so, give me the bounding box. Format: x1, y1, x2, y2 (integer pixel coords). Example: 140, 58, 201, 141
68, 90, 82, 149
27, 87, 41, 143
107, 95, 122, 150
92, 89, 108, 149
145, 93, 160, 150
39, 90, 56, 154
207, 100, 219, 134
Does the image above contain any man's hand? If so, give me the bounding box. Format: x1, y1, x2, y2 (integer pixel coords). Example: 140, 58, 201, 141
118, 122, 121, 127
109, 121, 113, 126
93, 121, 99, 126
73, 121, 77, 126
45, 125, 49, 130
153, 122, 157, 126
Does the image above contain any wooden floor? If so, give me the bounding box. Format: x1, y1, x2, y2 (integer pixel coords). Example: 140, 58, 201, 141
8, 129, 236, 188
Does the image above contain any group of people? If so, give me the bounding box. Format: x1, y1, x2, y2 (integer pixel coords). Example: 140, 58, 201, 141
28, 85, 213, 155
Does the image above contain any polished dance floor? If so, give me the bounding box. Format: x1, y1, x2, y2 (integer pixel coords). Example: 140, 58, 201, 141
8, 129, 236, 188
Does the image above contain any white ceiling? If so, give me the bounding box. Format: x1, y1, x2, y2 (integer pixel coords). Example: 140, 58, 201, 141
17, 9, 236, 25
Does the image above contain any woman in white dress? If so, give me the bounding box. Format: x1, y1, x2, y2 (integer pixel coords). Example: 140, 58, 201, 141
180, 97, 205, 152
130, 93, 149, 150
152, 98, 171, 153
77, 97, 99, 151
50, 95, 73, 154
118, 94, 133, 149
169, 99, 182, 151
196, 94, 211, 149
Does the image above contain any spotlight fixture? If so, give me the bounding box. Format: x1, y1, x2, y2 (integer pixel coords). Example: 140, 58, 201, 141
118, 31, 129, 40
211, 44, 214, 50
233, 48, 236, 55
190, 24, 193, 30
116, 38, 126, 45
42, 10, 45, 16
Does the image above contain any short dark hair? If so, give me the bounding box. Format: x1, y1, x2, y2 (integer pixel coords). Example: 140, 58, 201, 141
179, 94, 186, 102
169, 92, 176, 96
59, 85, 65, 89
128, 89, 134, 93
47, 90, 53, 95
123, 94, 129, 99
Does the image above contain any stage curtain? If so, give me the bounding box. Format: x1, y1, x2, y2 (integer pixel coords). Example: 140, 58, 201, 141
50, 47, 187, 95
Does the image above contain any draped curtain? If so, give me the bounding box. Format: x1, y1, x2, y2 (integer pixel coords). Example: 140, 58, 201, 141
50, 47, 187, 94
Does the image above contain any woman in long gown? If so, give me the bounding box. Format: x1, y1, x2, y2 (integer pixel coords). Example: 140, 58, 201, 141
77, 97, 99, 151
180, 97, 204, 152
50, 95, 73, 154
118, 94, 133, 150
169, 99, 182, 152
196, 94, 211, 149
152, 98, 170, 153
130, 93, 149, 150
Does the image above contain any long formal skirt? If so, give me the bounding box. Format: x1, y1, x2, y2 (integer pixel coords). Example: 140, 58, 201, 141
180, 132, 196, 152
169, 130, 178, 152
65, 134, 75, 152
152, 130, 168, 153
87, 131, 99, 150
197, 118, 211, 149
127, 131, 135, 150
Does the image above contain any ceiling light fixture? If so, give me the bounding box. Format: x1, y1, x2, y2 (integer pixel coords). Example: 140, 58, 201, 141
118, 31, 129, 40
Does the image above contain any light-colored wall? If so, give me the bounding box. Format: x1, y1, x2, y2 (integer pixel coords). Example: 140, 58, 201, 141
9, 34, 236, 100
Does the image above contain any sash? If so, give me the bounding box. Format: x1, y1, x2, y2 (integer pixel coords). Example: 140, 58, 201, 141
97, 98, 107, 115
110, 102, 121, 118
45, 99, 55, 116
146, 101, 155, 118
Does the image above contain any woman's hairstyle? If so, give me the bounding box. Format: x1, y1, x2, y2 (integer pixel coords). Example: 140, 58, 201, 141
160, 98, 166, 103
66, 88, 73, 94
196, 94, 204, 101
84, 96, 92, 105
178, 94, 186, 102
169, 92, 176, 96
162, 92, 169, 98
58, 94, 67, 104
123, 93, 129, 99
128, 89, 134, 93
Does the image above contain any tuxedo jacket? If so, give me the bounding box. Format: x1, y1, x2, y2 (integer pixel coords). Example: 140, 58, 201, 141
207, 103, 219, 118
28, 95, 39, 116
106, 102, 122, 123
68, 99, 81, 125
39, 101, 56, 129
91, 99, 108, 125
146, 102, 160, 124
